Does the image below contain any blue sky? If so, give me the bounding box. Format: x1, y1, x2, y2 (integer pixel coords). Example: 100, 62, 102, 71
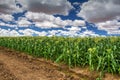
0, 0, 120, 37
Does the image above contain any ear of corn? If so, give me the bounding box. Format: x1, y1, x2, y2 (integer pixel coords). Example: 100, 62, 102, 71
0, 36, 120, 74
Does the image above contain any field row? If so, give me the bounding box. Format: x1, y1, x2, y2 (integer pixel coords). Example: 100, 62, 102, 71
0, 37, 120, 75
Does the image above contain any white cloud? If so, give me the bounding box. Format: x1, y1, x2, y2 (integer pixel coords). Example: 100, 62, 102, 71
56, 30, 99, 37
77, 0, 120, 35
0, 14, 14, 22
54, 30, 77, 37
9, 30, 20, 36
19, 29, 47, 36
73, 2, 81, 6
79, 30, 99, 37
0, 27, 101, 37
0, 21, 17, 28
0, 28, 47, 36
78, 0, 120, 23
97, 20, 120, 34
66, 26, 81, 31
35, 21, 58, 28
17, 17, 32, 27
48, 30, 58, 36
72, 20, 85, 27
47, 26, 82, 37
0, 28, 20, 36
0, 0, 103, 37
0, 28, 48, 36
46, 28, 99, 37
0, 17, 32, 28
25, 12, 85, 28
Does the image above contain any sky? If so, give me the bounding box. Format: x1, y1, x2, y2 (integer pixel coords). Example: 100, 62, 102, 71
0, 0, 120, 37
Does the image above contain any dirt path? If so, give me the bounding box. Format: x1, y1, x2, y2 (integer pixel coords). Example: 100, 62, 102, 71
0, 47, 92, 80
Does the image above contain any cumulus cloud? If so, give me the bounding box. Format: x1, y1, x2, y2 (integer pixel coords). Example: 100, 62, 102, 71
47, 28, 99, 37
0, 27, 99, 37
0, 16, 32, 28
17, 17, 32, 27
73, 2, 81, 6
19, 29, 47, 36
35, 21, 59, 28
0, 28, 20, 36
25, 12, 85, 28
80, 30, 99, 37
97, 20, 120, 34
0, 0, 85, 29
0, 28, 47, 36
78, 0, 120, 23
0, 17, 32, 28
0, 21, 17, 28
0, 14, 14, 22
72, 20, 85, 27
5, 11, 85, 30
0, 28, 48, 36
0, 0, 110, 37
77, 0, 120, 35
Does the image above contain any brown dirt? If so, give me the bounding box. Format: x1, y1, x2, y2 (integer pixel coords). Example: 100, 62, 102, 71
0, 47, 120, 80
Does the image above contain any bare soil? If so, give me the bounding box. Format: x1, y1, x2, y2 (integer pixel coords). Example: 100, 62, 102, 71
0, 47, 120, 80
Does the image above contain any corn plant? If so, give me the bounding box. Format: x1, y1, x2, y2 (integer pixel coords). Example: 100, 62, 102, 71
0, 36, 120, 75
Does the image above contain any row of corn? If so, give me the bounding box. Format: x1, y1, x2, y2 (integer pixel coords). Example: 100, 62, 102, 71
0, 36, 120, 74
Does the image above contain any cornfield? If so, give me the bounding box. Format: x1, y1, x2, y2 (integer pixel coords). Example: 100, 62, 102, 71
0, 36, 120, 74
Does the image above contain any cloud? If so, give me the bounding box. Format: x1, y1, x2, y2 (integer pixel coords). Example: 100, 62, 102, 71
47, 27, 99, 37
0, 28, 20, 36
72, 20, 85, 27
0, 0, 15, 14
0, 0, 23, 14
73, 2, 81, 6
0, 28, 47, 36
19, 0, 73, 15
77, 0, 120, 23
25, 12, 85, 28
0, 0, 85, 29
17, 17, 32, 27
80, 30, 99, 37
19, 29, 47, 36
0, 0, 73, 16
0, 14, 14, 22
0, 27, 100, 37
56, 29, 99, 37
0, 28, 48, 36
0, 0, 110, 37
97, 20, 120, 34
35, 21, 59, 28
66, 26, 81, 31
0, 21, 17, 28
0, 12, 85, 33
0, 17, 32, 28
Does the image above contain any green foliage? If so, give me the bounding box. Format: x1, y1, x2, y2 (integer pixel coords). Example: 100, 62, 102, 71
0, 36, 120, 74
